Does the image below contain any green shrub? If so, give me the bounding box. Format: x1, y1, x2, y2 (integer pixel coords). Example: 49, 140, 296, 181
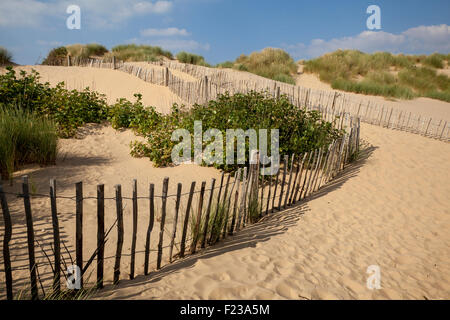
0, 106, 58, 180
125, 91, 341, 170
216, 61, 234, 69
0, 67, 109, 137
42, 47, 68, 65
176, 51, 210, 66
0, 47, 13, 65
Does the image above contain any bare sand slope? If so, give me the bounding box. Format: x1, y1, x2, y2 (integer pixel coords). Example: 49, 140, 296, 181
296, 65, 450, 121
3, 66, 184, 114
95, 123, 450, 300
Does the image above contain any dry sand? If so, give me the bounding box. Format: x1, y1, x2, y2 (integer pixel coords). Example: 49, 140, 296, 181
94, 123, 450, 300
2, 66, 184, 114
1, 64, 449, 300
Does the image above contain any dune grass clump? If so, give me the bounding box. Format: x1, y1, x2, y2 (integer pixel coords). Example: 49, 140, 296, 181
111, 44, 173, 62
0, 106, 58, 180
216, 48, 297, 84
66, 43, 108, 58
42, 47, 68, 65
0, 46, 13, 65
176, 51, 210, 66
304, 49, 450, 101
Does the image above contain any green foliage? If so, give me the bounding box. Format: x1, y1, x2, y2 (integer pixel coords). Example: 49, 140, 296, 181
216, 61, 234, 69
231, 48, 297, 84
42, 47, 68, 65
0, 106, 58, 180
111, 44, 173, 61
120, 91, 341, 170
176, 51, 210, 66
0, 46, 13, 65
0, 67, 108, 137
305, 49, 450, 102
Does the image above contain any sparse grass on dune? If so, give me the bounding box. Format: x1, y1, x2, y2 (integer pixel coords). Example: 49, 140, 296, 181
216, 48, 298, 85
111, 44, 173, 62
0, 46, 13, 65
304, 49, 450, 101
176, 51, 210, 67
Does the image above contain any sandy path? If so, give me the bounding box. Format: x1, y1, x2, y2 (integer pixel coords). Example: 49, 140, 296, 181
95, 123, 450, 300
2, 66, 184, 114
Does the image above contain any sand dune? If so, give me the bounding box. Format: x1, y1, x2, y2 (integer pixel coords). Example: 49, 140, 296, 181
1, 64, 449, 300
96, 123, 450, 300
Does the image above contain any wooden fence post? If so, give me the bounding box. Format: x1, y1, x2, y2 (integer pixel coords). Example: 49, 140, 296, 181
49, 179, 61, 293
75, 181, 83, 288
0, 183, 13, 300
96, 184, 104, 289
284, 154, 295, 209
144, 184, 155, 275
157, 177, 169, 269
113, 185, 124, 284
191, 181, 206, 254
22, 176, 38, 300
229, 169, 241, 235
130, 179, 138, 280
180, 182, 196, 258
169, 183, 182, 263
202, 178, 216, 248
277, 155, 288, 210
209, 173, 225, 245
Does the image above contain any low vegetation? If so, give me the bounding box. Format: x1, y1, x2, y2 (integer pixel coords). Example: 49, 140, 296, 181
304, 50, 450, 101
112, 91, 341, 170
111, 44, 173, 62
176, 51, 210, 66
216, 48, 298, 84
0, 46, 13, 65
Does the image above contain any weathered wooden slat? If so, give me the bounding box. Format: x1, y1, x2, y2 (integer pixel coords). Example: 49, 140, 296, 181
144, 184, 155, 275
157, 177, 169, 269
191, 181, 206, 254
209, 172, 225, 245
237, 167, 248, 230
293, 153, 308, 203
96, 184, 104, 289
113, 184, 124, 285
22, 176, 38, 300
229, 169, 242, 235
0, 183, 13, 300
169, 183, 182, 263
284, 154, 295, 209
180, 181, 196, 258
277, 155, 289, 210
75, 181, 83, 288
49, 179, 61, 293
202, 178, 216, 248
271, 166, 281, 213
129, 180, 138, 280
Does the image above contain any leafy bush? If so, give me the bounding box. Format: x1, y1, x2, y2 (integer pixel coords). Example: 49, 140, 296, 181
0, 47, 13, 65
0, 67, 108, 137
0, 106, 58, 180
121, 91, 341, 170
176, 51, 210, 66
42, 47, 68, 65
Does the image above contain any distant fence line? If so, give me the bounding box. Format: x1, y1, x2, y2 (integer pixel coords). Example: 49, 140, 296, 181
61, 56, 449, 141
1, 117, 360, 299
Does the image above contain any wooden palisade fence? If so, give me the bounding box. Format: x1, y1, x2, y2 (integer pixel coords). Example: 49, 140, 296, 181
0, 118, 360, 299
65, 57, 449, 142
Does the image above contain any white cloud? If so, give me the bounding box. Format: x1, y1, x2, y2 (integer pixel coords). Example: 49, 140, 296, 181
0, 0, 173, 28
140, 27, 190, 37
286, 24, 450, 59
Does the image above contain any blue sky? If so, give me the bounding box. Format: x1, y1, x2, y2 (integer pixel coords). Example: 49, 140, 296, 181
1, 0, 449, 65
